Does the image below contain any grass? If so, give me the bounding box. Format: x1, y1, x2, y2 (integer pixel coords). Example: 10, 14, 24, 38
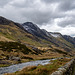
0, 41, 67, 66
4, 58, 71, 75
0, 41, 32, 54
57, 37, 74, 49
0, 25, 53, 47
54, 49, 68, 55
0, 64, 10, 67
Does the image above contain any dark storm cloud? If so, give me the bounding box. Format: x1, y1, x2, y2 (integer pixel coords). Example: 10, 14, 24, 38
0, 0, 75, 36
11, 0, 35, 8
58, 17, 75, 27
42, 0, 75, 12
21, 7, 53, 25
58, 0, 75, 11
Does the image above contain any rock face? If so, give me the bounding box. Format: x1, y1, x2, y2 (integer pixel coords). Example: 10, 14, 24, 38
51, 58, 75, 75
22, 22, 47, 39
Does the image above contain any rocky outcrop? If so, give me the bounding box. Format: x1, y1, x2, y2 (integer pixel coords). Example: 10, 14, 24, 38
51, 58, 75, 75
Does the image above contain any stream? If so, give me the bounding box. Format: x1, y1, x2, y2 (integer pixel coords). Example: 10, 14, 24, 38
0, 59, 55, 75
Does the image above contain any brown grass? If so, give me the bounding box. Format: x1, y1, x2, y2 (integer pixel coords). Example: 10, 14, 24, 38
4, 58, 71, 75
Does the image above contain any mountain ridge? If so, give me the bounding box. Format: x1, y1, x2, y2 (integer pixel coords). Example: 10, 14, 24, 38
22, 22, 75, 52
0, 16, 75, 52
0, 16, 75, 65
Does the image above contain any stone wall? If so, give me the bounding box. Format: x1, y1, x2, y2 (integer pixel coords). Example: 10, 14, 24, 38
51, 58, 75, 75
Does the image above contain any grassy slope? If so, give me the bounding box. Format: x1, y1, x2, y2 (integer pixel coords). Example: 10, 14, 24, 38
0, 41, 70, 66
0, 23, 74, 64
0, 23, 53, 47
0, 17, 74, 66
0, 41, 34, 65
0, 19, 74, 51
57, 37, 75, 49
0, 41, 31, 54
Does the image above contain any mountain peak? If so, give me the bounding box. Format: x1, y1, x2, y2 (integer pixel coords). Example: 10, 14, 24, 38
22, 22, 39, 29
22, 22, 40, 32
22, 22, 48, 38
23, 22, 34, 25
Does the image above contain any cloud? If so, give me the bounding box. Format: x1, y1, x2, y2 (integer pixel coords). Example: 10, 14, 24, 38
58, 0, 75, 11
0, 0, 75, 36
10, 0, 35, 8
41, 24, 75, 37
57, 16, 75, 27
0, 0, 11, 7
41, 0, 61, 3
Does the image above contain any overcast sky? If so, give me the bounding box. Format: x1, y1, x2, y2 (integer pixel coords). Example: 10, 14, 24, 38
0, 0, 75, 37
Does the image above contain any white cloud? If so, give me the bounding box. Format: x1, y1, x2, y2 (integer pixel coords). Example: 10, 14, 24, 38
0, 0, 75, 36
60, 26, 75, 36
41, 24, 75, 37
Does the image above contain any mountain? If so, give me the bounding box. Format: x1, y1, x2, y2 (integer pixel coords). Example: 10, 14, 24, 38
0, 16, 74, 52
0, 16, 43, 48
0, 16, 62, 47
0, 16, 28, 32
63, 35, 75, 45
22, 22, 75, 52
0, 16, 74, 53
0, 16, 55, 64
22, 22, 48, 39
0, 16, 75, 65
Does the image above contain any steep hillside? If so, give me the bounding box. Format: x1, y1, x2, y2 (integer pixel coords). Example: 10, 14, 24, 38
49, 32, 75, 51
22, 22, 75, 52
0, 16, 75, 66
63, 35, 75, 45
0, 16, 51, 47
0, 16, 74, 52
22, 22, 48, 39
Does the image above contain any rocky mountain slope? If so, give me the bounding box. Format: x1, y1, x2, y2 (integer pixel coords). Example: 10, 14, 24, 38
63, 35, 75, 45
0, 16, 74, 51
0, 16, 49, 47
22, 22, 75, 52
0, 16, 75, 65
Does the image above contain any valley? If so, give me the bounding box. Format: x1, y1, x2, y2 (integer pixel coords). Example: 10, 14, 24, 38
0, 16, 75, 75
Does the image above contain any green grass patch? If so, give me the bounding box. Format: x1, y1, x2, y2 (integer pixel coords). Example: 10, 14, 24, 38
0, 41, 32, 54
